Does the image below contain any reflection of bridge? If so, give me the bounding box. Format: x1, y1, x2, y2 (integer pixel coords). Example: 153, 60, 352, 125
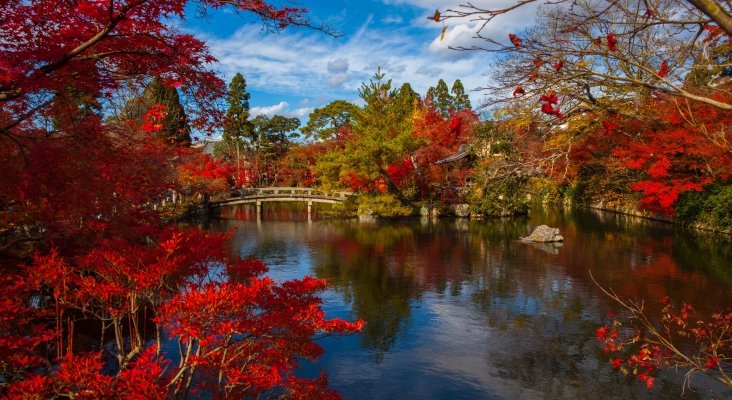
210, 187, 354, 215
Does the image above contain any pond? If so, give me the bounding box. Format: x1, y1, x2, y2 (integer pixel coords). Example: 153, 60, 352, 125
207, 204, 732, 399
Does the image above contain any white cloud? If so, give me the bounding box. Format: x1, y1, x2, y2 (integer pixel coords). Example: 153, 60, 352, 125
291, 107, 313, 118
250, 101, 312, 120
381, 14, 404, 24
200, 24, 486, 107
416, 65, 444, 77
327, 58, 350, 74
190, 1, 540, 113
428, 23, 483, 58
327, 73, 349, 88
250, 101, 289, 116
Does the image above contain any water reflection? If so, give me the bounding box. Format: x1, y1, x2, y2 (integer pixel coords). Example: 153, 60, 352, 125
206, 206, 732, 399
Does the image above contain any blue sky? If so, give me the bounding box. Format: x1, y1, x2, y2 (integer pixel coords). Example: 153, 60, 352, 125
183, 0, 539, 123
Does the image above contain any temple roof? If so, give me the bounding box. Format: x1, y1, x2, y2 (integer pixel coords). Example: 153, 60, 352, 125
435, 144, 470, 164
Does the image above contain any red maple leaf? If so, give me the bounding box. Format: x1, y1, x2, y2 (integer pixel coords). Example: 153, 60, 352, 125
658, 60, 669, 78
607, 33, 618, 51
508, 33, 522, 47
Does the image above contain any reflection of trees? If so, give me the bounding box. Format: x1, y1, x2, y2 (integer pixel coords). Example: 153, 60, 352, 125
208, 206, 732, 396
309, 223, 421, 358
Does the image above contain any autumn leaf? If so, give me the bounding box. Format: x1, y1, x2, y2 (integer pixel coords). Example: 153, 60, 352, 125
553, 60, 564, 71
657, 60, 669, 78
428, 9, 440, 21
513, 86, 526, 96
602, 120, 618, 134
509, 33, 522, 47
539, 90, 558, 104
440, 26, 447, 41
607, 33, 618, 51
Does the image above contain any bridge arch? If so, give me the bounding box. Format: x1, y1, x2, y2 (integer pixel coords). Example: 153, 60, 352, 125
209, 187, 353, 215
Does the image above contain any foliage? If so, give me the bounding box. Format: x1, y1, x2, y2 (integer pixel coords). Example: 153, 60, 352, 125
468, 120, 534, 216
176, 147, 236, 193
277, 142, 326, 187
315, 69, 419, 203
1, 230, 362, 398
356, 194, 415, 218
217, 73, 254, 160
307, 75, 479, 207
450, 79, 471, 111
242, 114, 301, 187
437, 0, 732, 112
0, 0, 358, 398
469, 179, 529, 218
397, 83, 421, 110
426, 79, 453, 117
301, 100, 358, 141
411, 106, 478, 201
675, 180, 732, 232
472, 80, 730, 219
612, 95, 732, 215
525, 177, 561, 205
115, 77, 192, 145
595, 287, 732, 391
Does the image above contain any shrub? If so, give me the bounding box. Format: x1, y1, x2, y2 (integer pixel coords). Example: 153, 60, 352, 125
357, 194, 415, 217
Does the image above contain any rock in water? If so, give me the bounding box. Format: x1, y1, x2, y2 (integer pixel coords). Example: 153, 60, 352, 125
521, 225, 564, 242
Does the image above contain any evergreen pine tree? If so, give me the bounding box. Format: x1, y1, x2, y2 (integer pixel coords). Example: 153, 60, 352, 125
451, 79, 472, 111
223, 73, 254, 145
341, 69, 419, 203
396, 82, 421, 111
301, 100, 358, 141
217, 73, 254, 167
116, 77, 191, 144
432, 79, 452, 118
425, 86, 437, 105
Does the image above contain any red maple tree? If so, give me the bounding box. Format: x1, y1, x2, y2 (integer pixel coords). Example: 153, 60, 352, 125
0, 1, 361, 398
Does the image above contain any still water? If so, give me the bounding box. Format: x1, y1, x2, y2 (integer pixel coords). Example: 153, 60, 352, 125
208, 205, 732, 399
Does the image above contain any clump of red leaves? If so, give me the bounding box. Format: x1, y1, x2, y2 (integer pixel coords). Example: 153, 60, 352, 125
596, 294, 732, 390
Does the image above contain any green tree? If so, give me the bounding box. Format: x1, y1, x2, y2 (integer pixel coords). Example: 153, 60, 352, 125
219, 73, 254, 168
431, 79, 453, 117
322, 69, 420, 203
396, 82, 421, 111
451, 79, 472, 111
253, 114, 301, 154
301, 100, 358, 141
116, 77, 191, 144
251, 114, 301, 185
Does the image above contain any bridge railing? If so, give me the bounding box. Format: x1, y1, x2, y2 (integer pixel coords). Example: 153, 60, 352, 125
237, 187, 353, 199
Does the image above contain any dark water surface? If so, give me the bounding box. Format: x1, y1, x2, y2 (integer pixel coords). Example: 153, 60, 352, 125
208, 205, 732, 399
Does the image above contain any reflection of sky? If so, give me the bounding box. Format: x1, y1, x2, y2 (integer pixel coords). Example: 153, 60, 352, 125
212, 211, 732, 400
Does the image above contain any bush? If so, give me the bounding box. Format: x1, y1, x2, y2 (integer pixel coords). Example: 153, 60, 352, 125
356, 194, 415, 217
469, 179, 529, 218
676, 181, 732, 232
525, 177, 561, 205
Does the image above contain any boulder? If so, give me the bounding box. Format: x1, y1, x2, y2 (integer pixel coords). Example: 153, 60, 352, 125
521, 225, 564, 243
